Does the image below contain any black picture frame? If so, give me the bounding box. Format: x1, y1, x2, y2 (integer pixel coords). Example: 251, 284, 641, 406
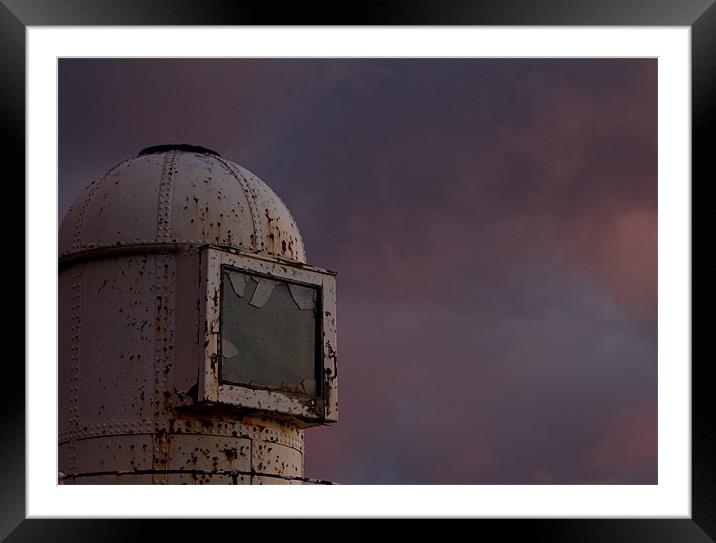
2, 1, 711, 540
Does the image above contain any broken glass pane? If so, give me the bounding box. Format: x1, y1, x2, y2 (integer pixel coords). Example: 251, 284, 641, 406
228, 272, 246, 298
220, 268, 319, 396
289, 283, 316, 310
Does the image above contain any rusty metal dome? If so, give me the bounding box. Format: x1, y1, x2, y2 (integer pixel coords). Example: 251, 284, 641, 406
59, 145, 306, 262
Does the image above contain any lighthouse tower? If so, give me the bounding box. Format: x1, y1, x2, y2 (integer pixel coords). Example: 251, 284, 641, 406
58, 144, 338, 484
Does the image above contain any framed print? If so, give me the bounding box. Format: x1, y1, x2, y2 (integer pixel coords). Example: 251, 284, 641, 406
3, 0, 713, 540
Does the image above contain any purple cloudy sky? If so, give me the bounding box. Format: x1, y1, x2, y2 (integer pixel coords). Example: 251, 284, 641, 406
59, 58, 657, 484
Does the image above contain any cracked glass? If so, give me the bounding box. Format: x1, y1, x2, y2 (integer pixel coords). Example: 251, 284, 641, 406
220, 268, 320, 396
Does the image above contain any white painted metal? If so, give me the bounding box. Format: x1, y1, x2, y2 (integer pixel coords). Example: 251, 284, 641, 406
59, 148, 306, 263
58, 146, 336, 485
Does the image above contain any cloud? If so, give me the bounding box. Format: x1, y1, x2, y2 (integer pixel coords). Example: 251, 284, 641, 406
581, 404, 658, 484
60, 59, 657, 484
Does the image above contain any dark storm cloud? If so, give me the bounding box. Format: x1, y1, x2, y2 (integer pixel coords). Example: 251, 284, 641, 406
59, 58, 657, 484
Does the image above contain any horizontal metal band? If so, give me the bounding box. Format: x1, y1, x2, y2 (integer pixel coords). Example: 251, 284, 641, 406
59, 242, 334, 274
58, 468, 333, 485
58, 419, 303, 453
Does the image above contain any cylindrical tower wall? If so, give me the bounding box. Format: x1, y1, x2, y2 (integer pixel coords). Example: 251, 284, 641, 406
59, 146, 336, 485
58, 251, 306, 484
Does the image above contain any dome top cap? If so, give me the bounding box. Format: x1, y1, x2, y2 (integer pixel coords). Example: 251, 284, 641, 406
138, 144, 221, 157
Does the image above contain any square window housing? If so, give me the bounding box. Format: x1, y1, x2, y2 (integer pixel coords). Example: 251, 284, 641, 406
198, 247, 337, 425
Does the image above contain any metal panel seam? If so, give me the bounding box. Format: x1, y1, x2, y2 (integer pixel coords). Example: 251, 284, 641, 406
212, 155, 261, 250
67, 267, 83, 473
157, 151, 177, 243
71, 159, 132, 253
152, 254, 175, 483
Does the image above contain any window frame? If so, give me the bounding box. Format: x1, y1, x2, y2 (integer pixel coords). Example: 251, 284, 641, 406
198, 246, 338, 425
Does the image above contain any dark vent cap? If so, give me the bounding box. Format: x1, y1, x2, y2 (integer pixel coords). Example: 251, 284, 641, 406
138, 144, 221, 157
